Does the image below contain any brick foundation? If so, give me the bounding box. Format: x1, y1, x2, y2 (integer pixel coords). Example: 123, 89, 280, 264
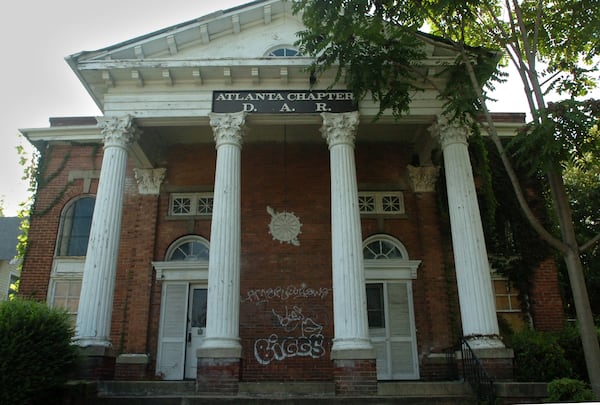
457, 347, 515, 382
114, 354, 149, 380
420, 352, 460, 381
477, 356, 514, 381
333, 359, 377, 396
196, 358, 241, 395
73, 347, 116, 380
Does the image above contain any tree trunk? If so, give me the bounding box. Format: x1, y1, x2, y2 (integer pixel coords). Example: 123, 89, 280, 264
547, 167, 600, 397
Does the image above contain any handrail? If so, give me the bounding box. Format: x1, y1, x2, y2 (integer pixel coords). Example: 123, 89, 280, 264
461, 338, 497, 404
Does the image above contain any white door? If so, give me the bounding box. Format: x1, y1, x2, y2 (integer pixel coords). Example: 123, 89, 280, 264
367, 281, 419, 380
184, 285, 207, 379
156, 283, 189, 380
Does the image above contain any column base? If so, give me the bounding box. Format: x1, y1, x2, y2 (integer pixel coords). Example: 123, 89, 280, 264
331, 337, 375, 355
196, 357, 240, 395
72, 346, 116, 380
333, 358, 378, 396
464, 335, 505, 349
198, 337, 242, 358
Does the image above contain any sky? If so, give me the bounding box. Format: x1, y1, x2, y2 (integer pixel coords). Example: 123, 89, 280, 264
0, 0, 586, 217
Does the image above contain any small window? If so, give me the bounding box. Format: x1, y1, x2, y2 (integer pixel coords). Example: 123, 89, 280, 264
363, 239, 404, 260
358, 192, 405, 215
493, 278, 521, 313
166, 236, 210, 261
57, 197, 95, 256
169, 193, 214, 217
265, 47, 301, 57
50, 279, 81, 324
366, 283, 385, 328
190, 288, 208, 328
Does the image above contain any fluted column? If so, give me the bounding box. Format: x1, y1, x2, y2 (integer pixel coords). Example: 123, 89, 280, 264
321, 112, 374, 358
199, 112, 246, 358
76, 115, 138, 347
432, 118, 502, 348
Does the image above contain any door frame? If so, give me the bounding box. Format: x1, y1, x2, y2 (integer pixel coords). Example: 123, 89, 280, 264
364, 251, 421, 380
153, 260, 209, 380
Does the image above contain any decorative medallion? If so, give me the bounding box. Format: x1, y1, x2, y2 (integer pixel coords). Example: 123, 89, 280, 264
267, 206, 302, 246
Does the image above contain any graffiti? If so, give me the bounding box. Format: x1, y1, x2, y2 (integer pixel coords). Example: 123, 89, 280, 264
254, 305, 326, 365
242, 284, 330, 304
254, 333, 325, 365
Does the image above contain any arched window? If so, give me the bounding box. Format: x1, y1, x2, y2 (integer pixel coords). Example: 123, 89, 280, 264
56, 196, 95, 257
265, 46, 301, 57
166, 236, 209, 261
362, 234, 408, 260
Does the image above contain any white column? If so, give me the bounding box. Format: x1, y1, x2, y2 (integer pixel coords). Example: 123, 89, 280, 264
432, 118, 502, 348
76, 115, 138, 347
199, 112, 246, 358
321, 112, 374, 357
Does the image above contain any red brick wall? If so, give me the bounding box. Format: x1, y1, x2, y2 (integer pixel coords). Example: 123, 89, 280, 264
109, 172, 161, 355
529, 257, 565, 331
356, 143, 458, 356
239, 142, 334, 381
146, 143, 217, 376
21, 136, 565, 383
19, 144, 102, 300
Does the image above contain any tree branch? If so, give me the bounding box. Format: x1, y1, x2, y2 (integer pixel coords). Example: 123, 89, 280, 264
580, 232, 600, 252
457, 44, 568, 253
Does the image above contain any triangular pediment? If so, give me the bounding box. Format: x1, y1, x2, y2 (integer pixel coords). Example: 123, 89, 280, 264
67, 0, 315, 110
66, 0, 468, 118
73, 0, 302, 62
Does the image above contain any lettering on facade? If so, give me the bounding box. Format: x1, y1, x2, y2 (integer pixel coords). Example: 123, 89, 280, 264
242, 284, 331, 304
254, 305, 326, 365
212, 90, 357, 114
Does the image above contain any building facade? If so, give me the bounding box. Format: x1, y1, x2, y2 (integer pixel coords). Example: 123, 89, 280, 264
0, 217, 22, 301
19, 0, 565, 395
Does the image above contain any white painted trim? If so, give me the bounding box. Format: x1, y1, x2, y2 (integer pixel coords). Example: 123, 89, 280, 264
364, 259, 421, 280
153, 261, 209, 282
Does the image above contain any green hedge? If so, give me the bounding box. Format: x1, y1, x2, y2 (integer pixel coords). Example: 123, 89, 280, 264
509, 329, 572, 382
0, 299, 79, 404
547, 378, 595, 402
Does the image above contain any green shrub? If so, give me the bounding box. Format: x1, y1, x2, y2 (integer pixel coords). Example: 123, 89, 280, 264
555, 323, 600, 382
510, 329, 572, 382
546, 378, 595, 402
0, 299, 79, 404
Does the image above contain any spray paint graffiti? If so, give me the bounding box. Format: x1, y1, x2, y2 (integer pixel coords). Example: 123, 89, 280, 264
243, 284, 330, 305
254, 305, 326, 365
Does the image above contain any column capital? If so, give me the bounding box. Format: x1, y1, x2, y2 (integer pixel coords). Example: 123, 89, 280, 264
208, 112, 247, 148
134, 168, 166, 195
429, 117, 470, 149
97, 115, 140, 149
320, 111, 360, 148
407, 165, 440, 193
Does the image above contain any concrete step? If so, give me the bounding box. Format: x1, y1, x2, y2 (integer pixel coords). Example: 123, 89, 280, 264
92, 396, 476, 405
60, 380, 549, 405
87, 381, 477, 405
378, 381, 473, 397
98, 380, 196, 396
238, 381, 336, 397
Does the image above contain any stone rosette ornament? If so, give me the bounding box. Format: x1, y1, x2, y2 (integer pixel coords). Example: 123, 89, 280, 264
267, 206, 302, 246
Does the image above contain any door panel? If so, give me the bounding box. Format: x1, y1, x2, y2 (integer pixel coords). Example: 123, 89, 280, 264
156, 283, 189, 380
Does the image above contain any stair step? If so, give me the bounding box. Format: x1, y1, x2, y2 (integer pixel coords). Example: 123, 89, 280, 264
90, 381, 476, 405
238, 381, 335, 397
378, 381, 473, 396
93, 396, 477, 405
